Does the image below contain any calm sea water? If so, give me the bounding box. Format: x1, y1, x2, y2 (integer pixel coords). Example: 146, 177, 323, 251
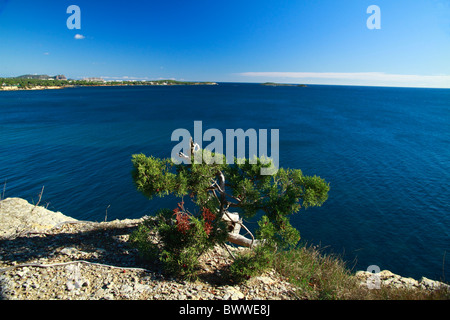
1, 83, 449, 281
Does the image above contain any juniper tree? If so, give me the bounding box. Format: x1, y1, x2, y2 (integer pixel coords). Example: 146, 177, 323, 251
131, 139, 329, 251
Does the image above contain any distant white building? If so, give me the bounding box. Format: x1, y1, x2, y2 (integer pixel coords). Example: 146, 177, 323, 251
82, 77, 105, 82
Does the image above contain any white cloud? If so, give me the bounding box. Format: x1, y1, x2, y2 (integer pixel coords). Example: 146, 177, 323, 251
238, 72, 450, 88
74, 34, 85, 40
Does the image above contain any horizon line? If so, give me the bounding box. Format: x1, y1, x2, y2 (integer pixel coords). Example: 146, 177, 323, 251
2, 73, 450, 89
236, 72, 450, 89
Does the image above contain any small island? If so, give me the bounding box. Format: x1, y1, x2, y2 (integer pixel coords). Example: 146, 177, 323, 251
261, 82, 307, 87
0, 74, 218, 91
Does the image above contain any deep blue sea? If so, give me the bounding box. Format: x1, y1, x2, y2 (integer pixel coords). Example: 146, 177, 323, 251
1, 83, 449, 281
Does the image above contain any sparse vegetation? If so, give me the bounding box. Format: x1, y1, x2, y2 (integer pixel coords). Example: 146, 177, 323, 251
272, 244, 450, 300
128, 140, 450, 299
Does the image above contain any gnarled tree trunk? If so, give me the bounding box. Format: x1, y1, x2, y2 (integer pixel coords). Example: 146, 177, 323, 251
222, 211, 261, 248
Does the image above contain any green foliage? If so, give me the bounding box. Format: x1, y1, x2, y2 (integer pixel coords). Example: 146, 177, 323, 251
130, 146, 329, 281
0, 77, 69, 88
131, 152, 229, 211
128, 220, 160, 261
228, 245, 275, 283
131, 151, 329, 250
0, 77, 216, 90
130, 205, 228, 280
223, 159, 329, 249
256, 215, 299, 250
131, 154, 178, 199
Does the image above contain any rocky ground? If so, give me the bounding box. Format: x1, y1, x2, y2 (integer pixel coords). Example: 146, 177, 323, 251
0, 198, 297, 300
354, 270, 448, 292
1, 197, 448, 300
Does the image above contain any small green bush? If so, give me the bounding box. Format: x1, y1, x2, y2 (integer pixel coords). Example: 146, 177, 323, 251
228, 245, 275, 283
129, 204, 228, 280
128, 221, 160, 262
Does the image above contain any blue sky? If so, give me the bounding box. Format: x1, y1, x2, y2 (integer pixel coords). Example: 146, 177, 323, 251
1, 0, 449, 87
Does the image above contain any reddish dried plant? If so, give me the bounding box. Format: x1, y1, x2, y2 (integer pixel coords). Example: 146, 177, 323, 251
202, 207, 216, 236
173, 201, 191, 235
173, 202, 217, 236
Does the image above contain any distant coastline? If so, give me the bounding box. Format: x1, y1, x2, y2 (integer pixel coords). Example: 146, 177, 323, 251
0, 85, 65, 91
0, 75, 218, 91
261, 82, 307, 87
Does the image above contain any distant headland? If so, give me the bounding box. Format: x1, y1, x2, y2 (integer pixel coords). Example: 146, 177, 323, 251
261, 82, 307, 87
0, 74, 218, 91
